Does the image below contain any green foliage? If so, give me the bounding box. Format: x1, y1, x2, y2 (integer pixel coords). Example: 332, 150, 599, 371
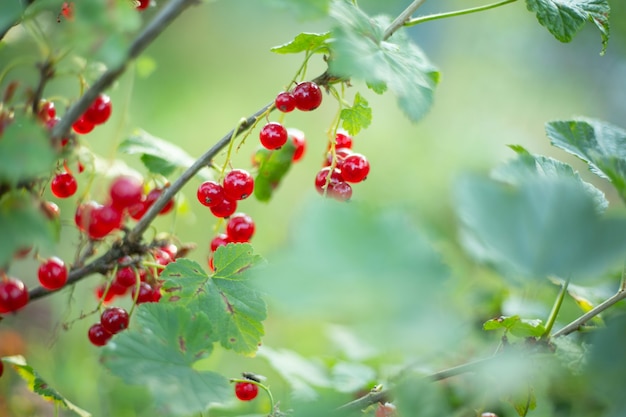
340, 92, 372, 136
253, 140, 295, 202
267, 0, 331, 20
271, 32, 331, 55
483, 315, 546, 337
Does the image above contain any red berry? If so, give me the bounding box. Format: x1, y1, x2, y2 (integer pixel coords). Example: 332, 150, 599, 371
328, 181, 352, 201
288, 128, 306, 162
45, 117, 71, 148
226, 213, 255, 243
51, 172, 77, 198
95, 284, 116, 303
115, 266, 136, 287
128, 200, 147, 220
324, 147, 353, 168
88, 323, 112, 347
41, 201, 60, 220
210, 233, 231, 252
37, 257, 68, 290
160, 243, 178, 260
0, 278, 29, 313
334, 132, 353, 149
234, 381, 259, 401
84, 94, 112, 125
100, 307, 129, 334
0, 360, 3, 377
87, 204, 123, 240
145, 188, 174, 215
38, 100, 56, 122
109, 176, 143, 211
210, 197, 237, 218
293, 81, 322, 111
275, 91, 296, 113
197, 181, 225, 207
153, 248, 172, 268
259, 122, 288, 150
135, 0, 150, 10
341, 153, 370, 183
223, 169, 254, 201
72, 115, 94, 134
132, 282, 160, 304
75, 201, 100, 231
314, 167, 343, 195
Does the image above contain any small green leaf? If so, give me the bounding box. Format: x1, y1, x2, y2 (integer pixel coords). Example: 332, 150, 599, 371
271, 32, 331, 54
340, 92, 372, 136
2, 355, 91, 417
101, 303, 229, 416
525, 0, 610, 54
483, 315, 546, 337
254, 139, 296, 202
506, 385, 537, 416
119, 130, 212, 180
366, 80, 388, 95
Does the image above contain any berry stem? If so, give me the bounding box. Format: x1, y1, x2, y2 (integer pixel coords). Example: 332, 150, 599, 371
220, 118, 248, 180
541, 277, 569, 340
403, 0, 518, 27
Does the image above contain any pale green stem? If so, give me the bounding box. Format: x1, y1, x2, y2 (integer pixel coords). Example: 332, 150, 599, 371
383, 0, 428, 40
404, 0, 518, 27
542, 278, 569, 339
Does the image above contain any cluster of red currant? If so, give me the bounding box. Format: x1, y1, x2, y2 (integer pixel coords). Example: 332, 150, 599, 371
72, 93, 112, 135
87, 306, 130, 346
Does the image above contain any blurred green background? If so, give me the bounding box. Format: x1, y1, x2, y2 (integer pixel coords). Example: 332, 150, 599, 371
1, 0, 625, 415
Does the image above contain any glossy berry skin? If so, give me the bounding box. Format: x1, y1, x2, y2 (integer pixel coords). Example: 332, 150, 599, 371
109, 176, 143, 211
88, 323, 112, 347
72, 115, 94, 134
275, 91, 296, 112
226, 213, 255, 242
324, 147, 353, 168
314, 167, 343, 195
115, 266, 137, 287
51, 172, 77, 198
135, 0, 150, 10
210, 233, 231, 252
259, 122, 288, 150
75, 201, 100, 231
341, 154, 370, 183
38, 257, 68, 290
0, 278, 29, 313
234, 382, 259, 401
84, 94, 112, 125
100, 307, 129, 334
197, 181, 225, 207
210, 197, 237, 218
288, 128, 306, 162
223, 169, 254, 201
87, 204, 123, 240
145, 188, 174, 215
293, 81, 322, 111
133, 282, 160, 304
328, 181, 352, 201
334, 132, 353, 149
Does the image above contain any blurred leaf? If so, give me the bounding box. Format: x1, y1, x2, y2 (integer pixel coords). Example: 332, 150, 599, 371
552, 336, 587, 374
0, 1, 23, 38
366, 80, 387, 95
271, 32, 331, 54
161, 249, 266, 354
254, 140, 295, 202
266, 0, 330, 20
330, 361, 376, 393
546, 118, 626, 201
101, 303, 229, 416
395, 376, 451, 417
135, 55, 157, 78
525, 0, 610, 54
0, 116, 55, 185
2, 355, 91, 417
455, 176, 626, 283
119, 130, 211, 180
483, 315, 546, 337
328, 1, 439, 122
340, 92, 372, 136
506, 384, 537, 416
492, 145, 608, 212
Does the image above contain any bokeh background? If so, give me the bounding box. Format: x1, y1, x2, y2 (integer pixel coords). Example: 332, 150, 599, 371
1, 0, 625, 415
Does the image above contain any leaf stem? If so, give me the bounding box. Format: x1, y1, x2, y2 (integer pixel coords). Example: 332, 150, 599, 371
383, 0, 428, 40
404, 0, 518, 27
542, 278, 569, 339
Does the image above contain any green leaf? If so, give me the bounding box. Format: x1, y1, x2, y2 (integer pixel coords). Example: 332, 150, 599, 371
340, 92, 372, 136
161, 249, 266, 354
253, 137, 296, 202
546, 118, 626, 201
0, 1, 23, 38
525, 0, 610, 54
0, 116, 56, 185
506, 385, 537, 417
2, 355, 91, 417
395, 376, 451, 417
366, 80, 388, 95
327, 1, 439, 122
266, 0, 330, 20
455, 176, 626, 283
101, 303, 230, 416
119, 130, 212, 180
271, 32, 331, 54
483, 315, 546, 337
492, 145, 608, 212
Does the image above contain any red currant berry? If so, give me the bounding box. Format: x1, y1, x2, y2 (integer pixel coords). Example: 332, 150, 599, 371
100, 307, 129, 334
160, 243, 178, 260
45, 117, 72, 148
41, 201, 60, 220
197, 181, 225, 207
323, 147, 353, 168
288, 128, 306, 162
132, 282, 160, 304
145, 188, 174, 215
75, 201, 100, 231
109, 176, 143, 211
128, 200, 147, 220
223, 169, 254, 201
0, 278, 29, 313
84, 94, 112, 125
210, 233, 231, 252
37, 257, 68, 290
95, 284, 116, 303
259, 122, 288, 150
51, 172, 77, 198
275, 91, 296, 113
314, 167, 343, 195
115, 266, 136, 287
328, 181, 352, 201
87, 204, 123, 240
88, 323, 112, 347
72, 115, 94, 134
38, 100, 56, 122
334, 132, 353, 149
135, 0, 150, 10
153, 248, 173, 268
0, 360, 4, 377
210, 197, 237, 218
234, 381, 259, 401
341, 153, 370, 183
226, 213, 255, 243
293, 81, 322, 111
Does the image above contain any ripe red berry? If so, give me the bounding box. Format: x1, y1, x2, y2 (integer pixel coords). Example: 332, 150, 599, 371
328, 181, 352, 201
197, 181, 225, 207
259, 122, 288, 150
128, 200, 147, 220
72, 115, 94, 134
341, 154, 370, 183
115, 266, 136, 287
324, 147, 353, 168
334, 132, 353, 149
314, 167, 343, 195
75, 201, 100, 231
234, 381, 259, 401
288, 128, 306, 162
87, 204, 123, 240
145, 188, 174, 215
223, 169, 254, 200
84, 94, 112, 125
132, 282, 160, 304
210, 197, 237, 218
88, 323, 112, 347
275, 91, 296, 112
293, 81, 322, 111
135, 0, 150, 10
100, 307, 129, 334
51, 172, 77, 198
0, 278, 29, 313
38, 100, 56, 122
210, 233, 231, 252
109, 176, 143, 211
160, 243, 178, 260
226, 213, 255, 243
37, 257, 68, 290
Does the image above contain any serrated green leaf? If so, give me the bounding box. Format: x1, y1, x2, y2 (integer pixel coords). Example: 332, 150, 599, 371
266, 0, 330, 20
492, 145, 608, 212
328, 1, 439, 122
525, 0, 610, 54
546, 118, 626, 201
506, 385, 537, 416
340, 92, 372, 136
271, 32, 331, 54
101, 303, 229, 416
455, 176, 626, 283
254, 139, 296, 202
2, 355, 91, 417
119, 130, 211, 180
366, 80, 388, 95
161, 250, 266, 354
483, 315, 546, 337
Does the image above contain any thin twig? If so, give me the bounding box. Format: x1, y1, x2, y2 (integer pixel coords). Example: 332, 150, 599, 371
403, 0, 518, 27
383, 0, 428, 40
